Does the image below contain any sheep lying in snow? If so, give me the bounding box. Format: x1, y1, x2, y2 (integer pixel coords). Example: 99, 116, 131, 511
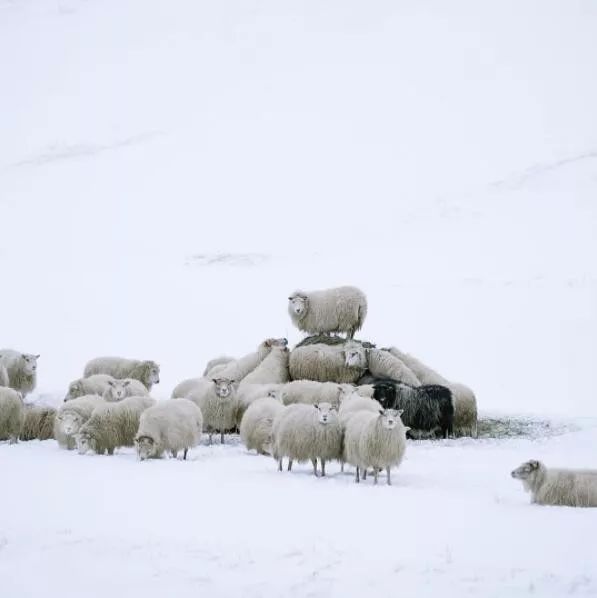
135, 399, 203, 460
65, 374, 115, 402
511, 460, 597, 507
0, 387, 24, 443
272, 402, 343, 476
83, 357, 160, 391
54, 394, 106, 450
184, 378, 237, 444
240, 396, 286, 455
203, 356, 235, 377
369, 378, 454, 439
0, 363, 8, 387
0, 349, 39, 398
214, 338, 288, 382
288, 286, 368, 339
289, 342, 368, 384
20, 403, 56, 441
344, 409, 408, 485
366, 349, 421, 387
383, 346, 477, 437
76, 396, 155, 455
102, 379, 149, 402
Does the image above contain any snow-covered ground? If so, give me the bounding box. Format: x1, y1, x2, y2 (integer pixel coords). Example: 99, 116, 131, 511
1, 0, 597, 596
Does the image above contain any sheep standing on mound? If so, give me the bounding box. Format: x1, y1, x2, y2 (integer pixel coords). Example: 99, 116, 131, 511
184, 378, 237, 444
214, 338, 288, 382
76, 396, 155, 455
0, 387, 24, 443
20, 403, 56, 441
512, 460, 597, 507
344, 409, 408, 485
102, 379, 148, 402
54, 394, 106, 450
64, 374, 116, 402
83, 357, 160, 391
289, 342, 368, 384
240, 396, 286, 455
272, 402, 343, 476
203, 356, 235, 377
383, 346, 477, 437
135, 399, 203, 460
366, 349, 421, 387
368, 379, 454, 439
0, 350, 39, 398
288, 286, 367, 339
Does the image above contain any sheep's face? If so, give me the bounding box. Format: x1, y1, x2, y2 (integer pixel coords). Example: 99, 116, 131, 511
511, 460, 541, 481
65, 382, 81, 401
379, 409, 403, 430
288, 295, 308, 319
144, 362, 160, 385
107, 380, 130, 401
75, 432, 94, 455
344, 348, 365, 368
136, 436, 156, 461
338, 385, 358, 403
213, 378, 234, 398
314, 402, 337, 425
59, 412, 84, 435
21, 353, 39, 375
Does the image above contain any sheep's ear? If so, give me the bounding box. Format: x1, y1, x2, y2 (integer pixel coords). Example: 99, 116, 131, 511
379, 408, 384, 415
35, 354, 40, 359
212, 379, 218, 384
529, 460, 540, 470
107, 380, 115, 387
123, 380, 131, 387
396, 409, 404, 416
404, 426, 411, 432
313, 403, 319, 409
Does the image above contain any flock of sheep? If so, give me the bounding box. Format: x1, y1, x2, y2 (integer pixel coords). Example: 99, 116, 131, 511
1, 285, 596, 503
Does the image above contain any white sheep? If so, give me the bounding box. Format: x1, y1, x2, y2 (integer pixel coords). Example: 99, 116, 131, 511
288, 342, 368, 384
239, 396, 286, 455
20, 403, 56, 441
239, 346, 289, 386
338, 390, 383, 426
64, 374, 116, 401
288, 286, 368, 338
273, 380, 344, 406
214, 338, 288, 382
135, 399, 203, 460
235, 383, 283, 428
171, 377, 203, 399
272, 402, 343, 476
343, 408, 408, 485
384, 347, 477, 437
511, 460, 597, 507
83, 357, 160, 391
0, 363, 8, 387
54, 394, 106, 450
0, 349, 39, 398
102, 378, 149, 402
76, 395, 155, 455
184, 377, 237, 444
366, 349, 421, 387
203, 356, 235, 377
0, 387, 24, 443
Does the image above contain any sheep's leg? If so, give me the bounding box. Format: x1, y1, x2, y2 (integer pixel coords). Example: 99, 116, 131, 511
278, 458, 283, 471
208, 432, 213, 445
171, 450, 178, 459
355, 467, 360, 483
363, 469, 367, 481
183, 448, 188, 460
373, 468, 379, 485
288, 459, 293, 471
312, 459, 319, 476
386, 467, 392, 486
220, 431, 225, 444
107, 447, 114, 456
340, 461, 344, 473
9, 435, 18, 445
321, 459, 326, 477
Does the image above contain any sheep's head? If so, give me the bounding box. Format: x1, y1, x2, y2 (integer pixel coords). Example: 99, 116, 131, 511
142, 361, 160, 386
20, 353, 39, 375
58, 411, 85, 435
212, 377, 235, 398
314, 402, 337, 425
268, 388, 284, 402
511, 460, 542, 481
64, 381, 82, 401
378, 408, 404, 430
264, 337, 289, 348
75, 431, 94, 455
343, 346, 366, 369
106, 379, 130, 401
338, 384, 358, 403
288, 292, 308, 319
135, 435, 156, 461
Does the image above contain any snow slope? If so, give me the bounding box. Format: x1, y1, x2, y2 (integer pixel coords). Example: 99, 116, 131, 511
1, 0, 597, 596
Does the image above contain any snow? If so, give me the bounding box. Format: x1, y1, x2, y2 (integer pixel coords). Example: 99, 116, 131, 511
1, 0, 597, 595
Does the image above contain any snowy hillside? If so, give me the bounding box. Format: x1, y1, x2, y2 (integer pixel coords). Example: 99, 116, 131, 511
1, 0, 597, 596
